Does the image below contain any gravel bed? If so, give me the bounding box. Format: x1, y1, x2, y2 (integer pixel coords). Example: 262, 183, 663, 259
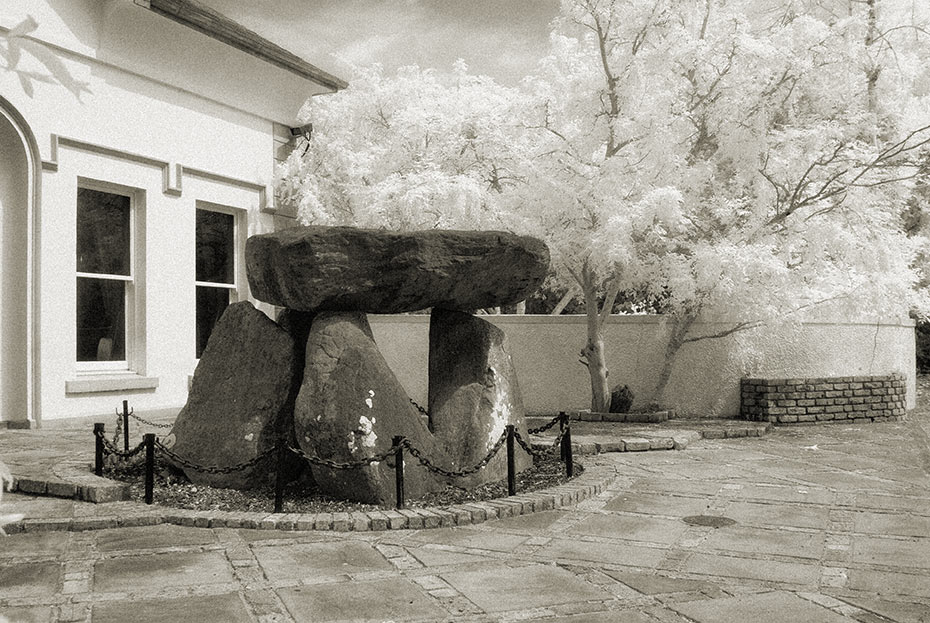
104, 451, 581, 514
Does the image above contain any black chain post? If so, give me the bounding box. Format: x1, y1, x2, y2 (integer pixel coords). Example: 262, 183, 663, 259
122, 400, 130, 452
393, 436, 405, 510
506, 425, 516, 496
274, 441, 286, 514
558, 411, 567, 461
94, 423, 105, 476
561, 416, 573, 478
144, 433, 155, 504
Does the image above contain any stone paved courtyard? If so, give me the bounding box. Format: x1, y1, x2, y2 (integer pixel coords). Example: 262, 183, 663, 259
2, 408, 930, 622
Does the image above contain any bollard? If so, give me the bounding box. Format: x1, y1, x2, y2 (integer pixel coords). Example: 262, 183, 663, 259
144, 433, 155, 504
122, 400, 130, 452
94, 423, 105, 476
561, 420, 574, 478
393, 436, 405, 510
558, 411, 567, 461
506, 425, 516, 496
273, 442, 286, 514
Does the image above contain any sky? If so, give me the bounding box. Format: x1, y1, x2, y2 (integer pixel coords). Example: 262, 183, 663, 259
199, 0, 561, 87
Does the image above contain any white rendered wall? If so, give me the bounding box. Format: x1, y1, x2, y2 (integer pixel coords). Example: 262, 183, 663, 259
0, 0, 322, 422
369, 315, 917, 418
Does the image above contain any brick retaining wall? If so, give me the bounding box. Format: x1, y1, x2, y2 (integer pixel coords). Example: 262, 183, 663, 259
740, 374, 907, 424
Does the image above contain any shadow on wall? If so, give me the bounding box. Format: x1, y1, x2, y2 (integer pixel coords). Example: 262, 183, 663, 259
917, 321, 930, 373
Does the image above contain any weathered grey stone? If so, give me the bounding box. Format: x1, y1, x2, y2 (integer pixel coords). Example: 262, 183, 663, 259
428, 308, 532, 486
294, 312, 447, 504
169, 302, 303, 489
609, 384, 634, 413
246, 226, 549, 313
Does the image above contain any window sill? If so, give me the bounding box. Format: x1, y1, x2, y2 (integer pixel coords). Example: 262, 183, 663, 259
65, 374, 159, 395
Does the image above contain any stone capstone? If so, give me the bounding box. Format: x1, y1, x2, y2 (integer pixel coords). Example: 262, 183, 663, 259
246, 226, 550, 313
294, 312, 449, 504
168, 302, 304, 489
428, 308, 532, 486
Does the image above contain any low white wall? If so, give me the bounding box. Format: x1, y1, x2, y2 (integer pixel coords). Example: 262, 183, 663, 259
368, 315, 917, 417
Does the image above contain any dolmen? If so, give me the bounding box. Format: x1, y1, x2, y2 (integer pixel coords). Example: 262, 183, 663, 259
168, 226, 550, 504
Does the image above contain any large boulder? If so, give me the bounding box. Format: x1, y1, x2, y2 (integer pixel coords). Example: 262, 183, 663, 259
428, 308, 532, 486
246, 226, 549, 313
167, 302, 303, 489
294, 312, 448, 504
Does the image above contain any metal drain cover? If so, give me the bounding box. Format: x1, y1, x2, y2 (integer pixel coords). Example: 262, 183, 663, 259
682, 515, 737, 528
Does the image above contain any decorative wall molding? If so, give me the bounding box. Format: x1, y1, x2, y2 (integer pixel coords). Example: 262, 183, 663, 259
41, 134, 274, 210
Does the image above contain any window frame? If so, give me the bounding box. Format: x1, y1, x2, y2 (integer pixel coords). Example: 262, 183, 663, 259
194, 202, 241, 360
75, 180, 139, 373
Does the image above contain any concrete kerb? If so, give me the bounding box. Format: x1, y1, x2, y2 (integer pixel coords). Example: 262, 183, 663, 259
3, 460, 618, 535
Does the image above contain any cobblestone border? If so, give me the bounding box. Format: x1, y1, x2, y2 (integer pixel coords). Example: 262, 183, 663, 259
5, 461, 617, 535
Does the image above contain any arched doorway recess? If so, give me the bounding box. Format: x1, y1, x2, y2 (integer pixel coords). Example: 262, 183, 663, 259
0, 97, 40, 428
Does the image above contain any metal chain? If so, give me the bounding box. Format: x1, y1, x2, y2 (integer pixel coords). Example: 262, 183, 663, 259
96, 429, 146, 459
527, 413, 565, 435
512, 427, 562, 459
111, 413, 122, 447
409, 399, 430, 418
403, 430, 507, 478
154, 440, 276, 474
128, 411, 174, 429
286, 443, 400, 470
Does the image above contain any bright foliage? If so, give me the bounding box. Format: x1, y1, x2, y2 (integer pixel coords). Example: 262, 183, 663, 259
278, 0, 930, 411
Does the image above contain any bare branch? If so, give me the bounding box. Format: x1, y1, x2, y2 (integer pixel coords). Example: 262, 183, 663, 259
680, 320, 763, 344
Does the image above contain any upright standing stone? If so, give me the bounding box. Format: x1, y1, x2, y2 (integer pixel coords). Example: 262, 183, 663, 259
168, 302, 303, 489
428, 308, 532, 486
246, 226, 550, 313
295, 312, 448, 504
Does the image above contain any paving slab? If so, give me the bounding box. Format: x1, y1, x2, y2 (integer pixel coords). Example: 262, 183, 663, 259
851, 535, 930, 569
0, 605, 53, 623
442, 563, 610, 613
567, 513, 689, 545
604, 570, 721, 596
681, 552, 821, 585
251, 541, 392, 582
95, 524, 216, 551
0, 562, 59, 599
723, 501, 832, 530
700, 525, 825, 559
277, 577, 446, 622
93, 550, 235, 593
737, 484, 836, 506
852, 511, 930, 538
840, 596, 930, 623
670, 591, 854, 622
405, 545, 498, 567
405, 527, 529, 552
484, 509, 567, 531
627, 477, 723, 496
91, 593, 253, 623
847, 568, 930, 598
526, 610, 657, 622
604, 492, 711, 516
0, 531, 70, 556
535, 537, 667, 568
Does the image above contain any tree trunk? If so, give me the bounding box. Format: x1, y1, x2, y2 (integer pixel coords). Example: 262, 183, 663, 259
578, 264, 616, 414
582, 311, 612, 413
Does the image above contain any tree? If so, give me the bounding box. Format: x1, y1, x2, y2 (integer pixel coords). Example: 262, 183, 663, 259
277, 62, 529, 233
278, 0, 930, 414
527, 0, 930, 409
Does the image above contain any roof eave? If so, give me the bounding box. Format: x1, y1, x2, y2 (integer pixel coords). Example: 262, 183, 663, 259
138, 0, 348, 91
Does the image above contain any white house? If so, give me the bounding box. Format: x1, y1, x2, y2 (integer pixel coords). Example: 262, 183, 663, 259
0, 0, 345, 427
